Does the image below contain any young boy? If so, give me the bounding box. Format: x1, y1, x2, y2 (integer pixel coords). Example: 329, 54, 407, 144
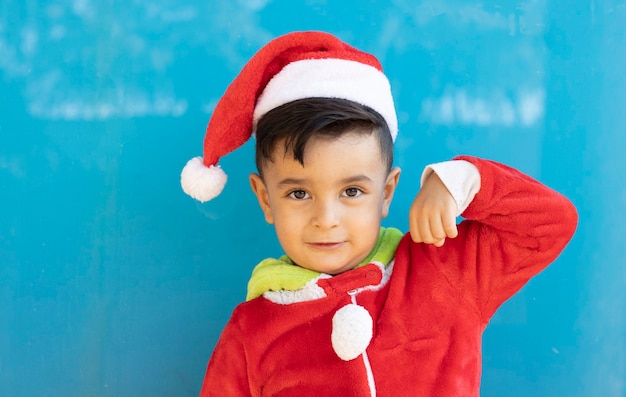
181, 31, 577, 397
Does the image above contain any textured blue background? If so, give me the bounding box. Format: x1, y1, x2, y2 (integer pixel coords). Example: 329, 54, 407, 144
1, 1, 624, 396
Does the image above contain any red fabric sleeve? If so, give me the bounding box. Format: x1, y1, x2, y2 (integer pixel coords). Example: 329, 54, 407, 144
415, 156, 578, 322
199, 314, 252, 397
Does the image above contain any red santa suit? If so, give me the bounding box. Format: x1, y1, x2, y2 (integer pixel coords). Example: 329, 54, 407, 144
199, 156, 577, 396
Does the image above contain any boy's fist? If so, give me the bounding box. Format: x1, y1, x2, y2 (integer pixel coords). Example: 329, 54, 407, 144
409, 172, 458, 247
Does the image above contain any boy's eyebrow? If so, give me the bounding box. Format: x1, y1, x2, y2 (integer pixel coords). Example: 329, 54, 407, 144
277, 175, 374, 187
340, 175, 374, 184
277, 178, 308, 187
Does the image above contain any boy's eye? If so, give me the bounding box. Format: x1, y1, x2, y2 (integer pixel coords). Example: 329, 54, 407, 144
343, 187, 363, 198
288, 190, 309, 200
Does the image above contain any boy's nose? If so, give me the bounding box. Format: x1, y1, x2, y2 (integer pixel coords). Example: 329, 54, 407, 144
312, 200, 340, 229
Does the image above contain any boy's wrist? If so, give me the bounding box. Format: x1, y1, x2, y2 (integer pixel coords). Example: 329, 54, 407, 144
420, 160, 481, 215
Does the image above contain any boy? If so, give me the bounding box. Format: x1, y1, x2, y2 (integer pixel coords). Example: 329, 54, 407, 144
181, 31, 577, 396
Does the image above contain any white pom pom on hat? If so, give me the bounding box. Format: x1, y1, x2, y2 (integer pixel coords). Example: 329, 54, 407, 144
180, 157, 227, 202
181, 31, 398, 202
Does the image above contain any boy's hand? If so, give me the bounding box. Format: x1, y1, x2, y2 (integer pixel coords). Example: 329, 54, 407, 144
409, 172, 458, 247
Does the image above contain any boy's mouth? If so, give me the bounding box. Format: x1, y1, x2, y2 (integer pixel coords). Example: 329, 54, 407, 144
307, 242, 345, 250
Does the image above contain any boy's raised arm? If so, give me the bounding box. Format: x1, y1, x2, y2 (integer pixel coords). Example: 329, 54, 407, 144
409, 156, 578, 321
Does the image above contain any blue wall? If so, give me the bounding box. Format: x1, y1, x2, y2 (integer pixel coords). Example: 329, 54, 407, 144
1, 1, 624, 396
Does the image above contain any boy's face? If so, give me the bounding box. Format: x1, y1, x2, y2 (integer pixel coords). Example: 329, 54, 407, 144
249, 130, 400, 275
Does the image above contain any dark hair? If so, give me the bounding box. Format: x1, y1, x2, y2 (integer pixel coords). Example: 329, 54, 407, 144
254, 98, 394, 175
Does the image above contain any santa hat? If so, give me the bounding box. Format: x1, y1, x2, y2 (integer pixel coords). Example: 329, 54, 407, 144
181, 31, 397, 202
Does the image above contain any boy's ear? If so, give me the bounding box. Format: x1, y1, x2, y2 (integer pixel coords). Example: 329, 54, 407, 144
249, 173, 274, 224
381, 167, 401, 218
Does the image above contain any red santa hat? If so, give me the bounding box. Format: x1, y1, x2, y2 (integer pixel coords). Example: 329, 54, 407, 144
181, 31, 397, 202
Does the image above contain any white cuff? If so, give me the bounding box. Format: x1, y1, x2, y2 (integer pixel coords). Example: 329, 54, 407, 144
420, 160, 481, 216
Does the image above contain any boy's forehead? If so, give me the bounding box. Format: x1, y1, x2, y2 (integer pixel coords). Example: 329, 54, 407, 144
266, 131, 387, 171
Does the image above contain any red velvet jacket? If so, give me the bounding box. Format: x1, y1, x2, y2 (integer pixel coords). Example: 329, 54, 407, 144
199, 157, 578, 396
